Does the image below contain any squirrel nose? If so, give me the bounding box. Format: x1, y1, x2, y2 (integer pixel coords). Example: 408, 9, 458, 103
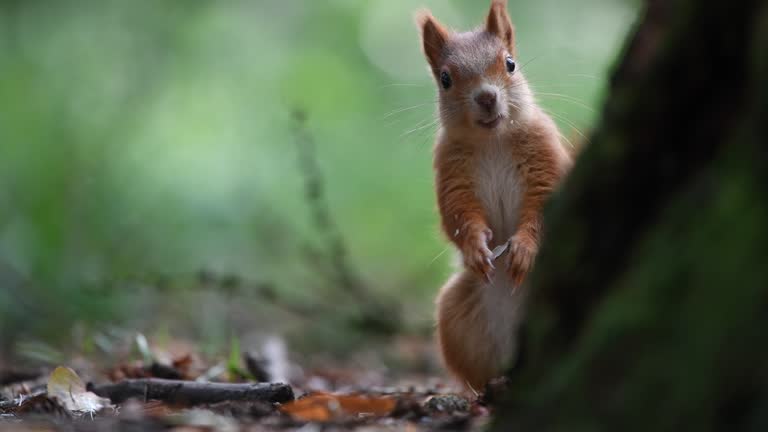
474, 91, 497, 111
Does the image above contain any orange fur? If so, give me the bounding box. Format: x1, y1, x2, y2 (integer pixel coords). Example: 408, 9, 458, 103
418, 0, 573, 389
415, 9, 450, 74
486, 0, 516, 55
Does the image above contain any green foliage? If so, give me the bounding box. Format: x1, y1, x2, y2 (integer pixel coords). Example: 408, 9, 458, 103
0, 0, 636, 349
226, 335, 253, 381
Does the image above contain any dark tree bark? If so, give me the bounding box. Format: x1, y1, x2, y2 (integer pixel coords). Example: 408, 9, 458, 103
492, 0, 768, 430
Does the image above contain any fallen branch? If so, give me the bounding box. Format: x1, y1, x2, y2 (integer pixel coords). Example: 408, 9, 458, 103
87, 379, 294, 406
0, 368, 43, 386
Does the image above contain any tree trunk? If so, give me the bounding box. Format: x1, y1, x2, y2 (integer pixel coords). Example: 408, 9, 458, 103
492, 0, 768, 430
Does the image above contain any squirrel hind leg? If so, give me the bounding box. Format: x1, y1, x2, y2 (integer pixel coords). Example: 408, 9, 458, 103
436, 271, 507, 390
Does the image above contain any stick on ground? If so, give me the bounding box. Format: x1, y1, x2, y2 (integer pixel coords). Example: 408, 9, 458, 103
87, 379, 294, 405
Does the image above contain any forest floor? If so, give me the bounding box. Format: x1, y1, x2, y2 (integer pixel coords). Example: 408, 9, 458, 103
0, 334, 501, 431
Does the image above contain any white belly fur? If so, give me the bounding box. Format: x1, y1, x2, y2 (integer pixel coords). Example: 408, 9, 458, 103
473, 141, 522, 241
472, 140, 527, 368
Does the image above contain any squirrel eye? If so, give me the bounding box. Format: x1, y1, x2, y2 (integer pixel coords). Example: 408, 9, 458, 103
440, 71, 452, 89
505, 56, 516, 74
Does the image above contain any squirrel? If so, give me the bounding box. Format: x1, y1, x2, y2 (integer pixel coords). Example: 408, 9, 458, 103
416, 0, 573, 390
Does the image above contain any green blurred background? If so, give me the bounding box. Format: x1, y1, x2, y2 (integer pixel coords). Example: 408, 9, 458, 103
0, 0, 638, 359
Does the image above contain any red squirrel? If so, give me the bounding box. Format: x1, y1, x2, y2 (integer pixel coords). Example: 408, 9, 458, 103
416, 0, 573, 389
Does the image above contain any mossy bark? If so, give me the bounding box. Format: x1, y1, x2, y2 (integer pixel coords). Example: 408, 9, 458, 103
492, 0, 768, 430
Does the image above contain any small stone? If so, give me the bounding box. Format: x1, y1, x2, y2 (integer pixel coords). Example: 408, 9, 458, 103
423, 394, 470, 414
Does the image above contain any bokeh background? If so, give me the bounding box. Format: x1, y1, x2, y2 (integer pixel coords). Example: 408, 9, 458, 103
0, 0, 638, 365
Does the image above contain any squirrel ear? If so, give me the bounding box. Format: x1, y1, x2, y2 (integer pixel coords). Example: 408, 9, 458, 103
486, 0, 515, 53
415, 9, 448, 74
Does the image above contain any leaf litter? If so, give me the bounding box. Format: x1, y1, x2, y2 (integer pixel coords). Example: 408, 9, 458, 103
0, 334, 499, 431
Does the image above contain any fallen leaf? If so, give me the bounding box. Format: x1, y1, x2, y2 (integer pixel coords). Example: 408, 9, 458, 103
279, 392, 396, 422
13, 393, 72, 419
117, 398, 175, 420
47, 367, 111, 414
107, 360, 150, 381
172, 353, 195, 378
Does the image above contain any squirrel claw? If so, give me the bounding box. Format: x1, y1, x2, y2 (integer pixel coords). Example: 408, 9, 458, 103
461, 226, 495, 282
505, 235, 537, 288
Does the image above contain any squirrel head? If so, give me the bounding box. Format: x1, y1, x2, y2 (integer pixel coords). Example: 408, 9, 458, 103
417, 0, 533, 134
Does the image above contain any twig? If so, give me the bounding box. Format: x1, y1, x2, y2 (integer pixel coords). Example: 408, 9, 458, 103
290, 110, 401, 334
87, 379, 294, 406
291, 110, 369, 300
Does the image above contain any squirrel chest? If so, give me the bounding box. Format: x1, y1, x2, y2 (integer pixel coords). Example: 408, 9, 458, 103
472, 139, 523, 243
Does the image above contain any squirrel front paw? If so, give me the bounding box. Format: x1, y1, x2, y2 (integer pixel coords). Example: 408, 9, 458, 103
505, 234, 538, 288
461, 227, 494, 282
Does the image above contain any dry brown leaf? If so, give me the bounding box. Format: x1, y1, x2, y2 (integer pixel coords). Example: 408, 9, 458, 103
279, 392, 396, 422
46, 367, 112, 414
107, 360, 150, 382
172, 353, 194, 378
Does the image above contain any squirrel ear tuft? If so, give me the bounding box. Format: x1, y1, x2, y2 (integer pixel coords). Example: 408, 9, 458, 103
486, 0, 515, 54
415, 9, 448, 74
